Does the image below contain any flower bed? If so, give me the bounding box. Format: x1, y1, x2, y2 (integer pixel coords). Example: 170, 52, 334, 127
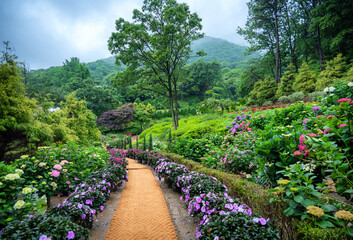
166, 81, 353, 239
116, 149, 280, 239
0, 143, 128, 239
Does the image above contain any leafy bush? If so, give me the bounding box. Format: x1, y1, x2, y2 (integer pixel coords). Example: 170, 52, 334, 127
97, 103, 135, 131
0, 214, 90, 240
308, 91, 325, 101
278, 95, 291, 104
262, 100, 273, 107
288, 91, 305, 102
196, 211, 280, 239
48, 201, 97, 229
172, 137, 210, 162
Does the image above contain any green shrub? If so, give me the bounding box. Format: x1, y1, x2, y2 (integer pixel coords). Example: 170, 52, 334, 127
308, 91, 325, 101
293, 62, 316, 93
288, 91, 305, 102
262, 100, 273, 107
278, 95, 291, 104
171, 137, 210, 162
276, 63, 296, 98
296, 221, 348, 240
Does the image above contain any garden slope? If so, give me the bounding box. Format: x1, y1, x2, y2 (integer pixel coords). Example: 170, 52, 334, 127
104, 158, 177, 240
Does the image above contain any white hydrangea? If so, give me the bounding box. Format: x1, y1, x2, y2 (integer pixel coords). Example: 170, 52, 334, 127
14, 200, 25, 209
4, 173, 21, 181
22, 187, 33, 195
348, 82, 353, 87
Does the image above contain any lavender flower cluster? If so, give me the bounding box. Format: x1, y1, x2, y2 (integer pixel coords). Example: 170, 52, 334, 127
227, 114, 252, 134
153, 157, 275, 239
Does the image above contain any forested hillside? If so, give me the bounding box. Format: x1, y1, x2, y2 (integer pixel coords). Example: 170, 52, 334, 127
188, 36, 258, 68
24, 36, 255, 116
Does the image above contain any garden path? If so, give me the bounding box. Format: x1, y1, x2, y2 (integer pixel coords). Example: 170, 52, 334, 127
104, 158, 178, 240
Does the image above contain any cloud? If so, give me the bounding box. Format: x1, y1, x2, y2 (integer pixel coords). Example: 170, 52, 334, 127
179, 0, 249, 45
0, 0, 249, 69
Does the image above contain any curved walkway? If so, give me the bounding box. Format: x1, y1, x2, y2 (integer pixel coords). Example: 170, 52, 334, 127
105, 158, 178, 240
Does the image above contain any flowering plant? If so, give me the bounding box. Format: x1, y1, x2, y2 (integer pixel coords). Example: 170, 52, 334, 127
155, 162, 188, 184
0, 214, 90, 240
187, 192, 245, 219
195, 211, 279, 239
49, 201, 97, 228
67, 183, 108, 211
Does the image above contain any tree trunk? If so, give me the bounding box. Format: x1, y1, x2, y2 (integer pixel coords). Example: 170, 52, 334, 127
173, 80, 179, 128
317, 25, 324, 71
274, 0, 281, 84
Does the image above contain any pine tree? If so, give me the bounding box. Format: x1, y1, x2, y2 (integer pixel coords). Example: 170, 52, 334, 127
343, 65, 353, 83
148, 133, 153, 151
143, 135, 146, 151
168, 128, 172, 144
276, 63, 296, 98
128, 135, 132, 149
249, 76, 277, 104
316, 54, 347, 91
293, 62, 316, 93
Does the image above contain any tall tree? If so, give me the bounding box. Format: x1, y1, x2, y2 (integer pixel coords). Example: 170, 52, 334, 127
238, 0, 283, 83
182, 60, 221, 100
108, 0, 203, 130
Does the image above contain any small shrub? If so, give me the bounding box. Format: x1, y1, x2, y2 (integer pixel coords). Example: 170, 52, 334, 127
278, 95, 291, 104
308, 91, 325, 101
262, 100, 273, 107
288, 91, 305, 102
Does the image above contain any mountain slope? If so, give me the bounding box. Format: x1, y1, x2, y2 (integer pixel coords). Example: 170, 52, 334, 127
188, 36, 256, 67
89, 36, 256, 75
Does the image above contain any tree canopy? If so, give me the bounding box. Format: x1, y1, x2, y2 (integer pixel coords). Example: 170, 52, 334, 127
108, 0, 204, 130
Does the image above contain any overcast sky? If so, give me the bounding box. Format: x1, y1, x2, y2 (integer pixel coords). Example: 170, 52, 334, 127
0, 0, 249, 70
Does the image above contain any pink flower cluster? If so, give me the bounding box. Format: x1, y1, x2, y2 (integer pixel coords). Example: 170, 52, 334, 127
52, 170, 60, 177
337, 98, 352, 103
294, 134, 310, 157
53, 164, 62, 170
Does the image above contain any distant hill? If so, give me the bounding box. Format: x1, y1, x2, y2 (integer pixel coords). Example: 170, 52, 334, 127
188, 36, 257, 68
89, 36, 256, 73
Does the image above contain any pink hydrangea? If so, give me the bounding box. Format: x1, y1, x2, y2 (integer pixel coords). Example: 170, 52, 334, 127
338, 124, 347, 128
60, 160, 69, 165
52, 170, 60, 177
326, 115, 336, 119
308, 133, 317, 137
304, 150, 310, 158
316, 115, 326, 119
337, 98, 352, 103
294, 151, 303, 156
53, 164, 62, 170
298, 144, 306, 151
324, 128, 332, 134
299, 134, 305, 145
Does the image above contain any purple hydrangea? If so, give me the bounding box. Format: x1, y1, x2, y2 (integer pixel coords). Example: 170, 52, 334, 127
312, 106, 320, 111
